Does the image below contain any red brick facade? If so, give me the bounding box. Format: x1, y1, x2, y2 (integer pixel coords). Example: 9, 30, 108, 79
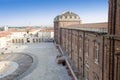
54, 11, 81, 44
104, 0, 120, 80
60, 27, 106, 80
54, 0, 120, 80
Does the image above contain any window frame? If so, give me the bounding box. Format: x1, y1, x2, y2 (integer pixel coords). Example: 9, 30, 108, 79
94, 42, 99, 64
79, 37, 82, 52
85, 39, 89, 56
85, 61, 89, 80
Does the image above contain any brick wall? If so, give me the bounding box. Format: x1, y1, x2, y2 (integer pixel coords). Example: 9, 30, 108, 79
60, 27, 105, 80
106, 0, 120, 80
54, 20, 80, 44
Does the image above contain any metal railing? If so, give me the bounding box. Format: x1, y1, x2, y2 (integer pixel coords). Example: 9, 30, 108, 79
76, 27, 108, 33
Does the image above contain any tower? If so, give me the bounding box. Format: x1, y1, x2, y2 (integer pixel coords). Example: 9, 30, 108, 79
108, 0, 120, 35
106, 0, 120, 80
54, 11, 81, 44
4, 25, 8, 31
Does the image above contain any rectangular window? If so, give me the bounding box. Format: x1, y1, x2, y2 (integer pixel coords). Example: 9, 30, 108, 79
65, 16, 67, 19
94, 43, 99, 64
85, 70, 89, 80
79, 37, 82, 52
85, 61, 89, 80
118, 62, 120, 80
105, 45, 107, 69
85, 40, 89, 56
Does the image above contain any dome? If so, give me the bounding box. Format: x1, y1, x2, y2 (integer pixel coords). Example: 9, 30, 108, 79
54, 11, 80, 21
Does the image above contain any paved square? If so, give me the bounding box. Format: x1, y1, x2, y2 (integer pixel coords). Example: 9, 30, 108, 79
6, 42, 71, 80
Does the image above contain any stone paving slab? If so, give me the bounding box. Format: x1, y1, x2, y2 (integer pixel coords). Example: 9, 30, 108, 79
0, 43, 71, 80
20, 43, 71, 80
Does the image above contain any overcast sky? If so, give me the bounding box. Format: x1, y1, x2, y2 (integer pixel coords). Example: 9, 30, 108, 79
0, 0, 108, 27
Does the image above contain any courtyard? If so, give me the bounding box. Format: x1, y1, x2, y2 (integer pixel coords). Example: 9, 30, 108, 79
0, 42, 71, 80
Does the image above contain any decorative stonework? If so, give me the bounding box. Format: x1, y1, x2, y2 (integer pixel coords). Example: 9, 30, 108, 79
54, 11, 81, 44
54, 11, 81, 22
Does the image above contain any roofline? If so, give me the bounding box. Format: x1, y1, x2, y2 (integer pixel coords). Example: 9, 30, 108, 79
60, 27, 108, 34
54, 20, 81, 22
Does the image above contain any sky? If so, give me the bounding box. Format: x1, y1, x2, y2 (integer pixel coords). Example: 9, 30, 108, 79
0, 0, 108, 27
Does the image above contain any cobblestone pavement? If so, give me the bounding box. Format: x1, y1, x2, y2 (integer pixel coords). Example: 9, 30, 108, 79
2, 43, 71, 80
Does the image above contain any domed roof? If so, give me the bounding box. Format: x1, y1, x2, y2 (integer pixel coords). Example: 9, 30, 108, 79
54, 11, 80, 21
60, 11, 79, 17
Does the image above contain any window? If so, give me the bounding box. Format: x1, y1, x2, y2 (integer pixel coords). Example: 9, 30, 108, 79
93, 72, 99, 80
60, 16, 62, 19
79, 37, 82, 52
22, 39, 24, 43
65, 16, 67, 19
33, 39, 35, 43
27, 30, 29, 34
74, 16, 77, 18
12, 39, 14, 43
16, 39, 17, 43
105, 45, 108, 69
85, 61, 89, 80
70, 16, 72, 18
94, 43, 99, 64
85, 40, 89, 56
79, 57, 82, 68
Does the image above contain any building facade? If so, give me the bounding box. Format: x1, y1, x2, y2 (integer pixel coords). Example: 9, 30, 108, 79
54, 0, 120, 80
54, 11, 81, 44
0, 27, 54, 54
10, 27, 54, 43
60, 23, 107, 80
104, 0, 120, 80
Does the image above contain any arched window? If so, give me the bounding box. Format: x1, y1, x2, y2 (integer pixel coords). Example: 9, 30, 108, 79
16, 39, 17, 43
36, 39, 38, 42
33, 39, 35, 43
22, 39, 24, 43
74, 16, 77, 19
65, 16, 67, 19
12, 39, 14, 43
19, 39, 20, 43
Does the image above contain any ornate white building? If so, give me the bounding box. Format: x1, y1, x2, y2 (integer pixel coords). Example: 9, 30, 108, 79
0, 27, 54, 54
